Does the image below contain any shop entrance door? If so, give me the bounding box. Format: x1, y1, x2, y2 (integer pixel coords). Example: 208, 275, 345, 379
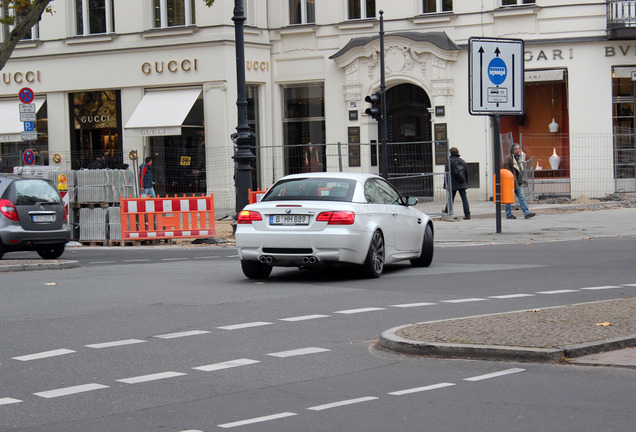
385, 84, 433, 198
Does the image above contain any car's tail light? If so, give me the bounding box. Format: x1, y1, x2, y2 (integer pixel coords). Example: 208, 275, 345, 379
316, 211, 355, 225
0, 199, 19, 221
237, 210, 263, 224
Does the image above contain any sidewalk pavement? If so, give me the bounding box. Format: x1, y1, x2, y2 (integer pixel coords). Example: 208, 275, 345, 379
1, 199, 635, 366
382, 198, 636, 368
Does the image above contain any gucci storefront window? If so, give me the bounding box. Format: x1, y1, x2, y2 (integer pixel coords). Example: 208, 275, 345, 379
283, 84, 325, 175
69, 90, 122, 169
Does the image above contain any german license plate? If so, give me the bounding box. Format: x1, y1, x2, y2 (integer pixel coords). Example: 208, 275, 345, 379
270, 214, 309, 225
32, 215, 55, 223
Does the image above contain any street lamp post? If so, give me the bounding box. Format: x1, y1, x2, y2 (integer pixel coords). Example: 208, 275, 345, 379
379, 10, 388, 179
232, 0, 255, 215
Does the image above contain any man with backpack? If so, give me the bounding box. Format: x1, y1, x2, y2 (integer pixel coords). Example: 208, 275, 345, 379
444, 147, 471, 220
139, 156, 156, 198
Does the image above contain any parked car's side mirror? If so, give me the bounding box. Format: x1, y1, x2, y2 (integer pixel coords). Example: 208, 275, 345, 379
404, 196, 418, 206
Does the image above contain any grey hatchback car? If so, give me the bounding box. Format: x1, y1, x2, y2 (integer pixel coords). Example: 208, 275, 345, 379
0, 174, 71, 260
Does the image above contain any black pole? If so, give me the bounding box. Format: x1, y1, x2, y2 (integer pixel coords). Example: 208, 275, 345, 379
232, 0, 255, 215
379, 10, 388, 179
493, 114, 502, 234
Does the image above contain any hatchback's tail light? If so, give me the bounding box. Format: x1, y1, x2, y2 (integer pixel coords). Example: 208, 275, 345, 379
316, 211, 355, 225
0, 199, 19, 221
238, 210, 263, 224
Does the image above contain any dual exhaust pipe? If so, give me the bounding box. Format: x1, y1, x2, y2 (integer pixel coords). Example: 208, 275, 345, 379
258, 255, 319, 264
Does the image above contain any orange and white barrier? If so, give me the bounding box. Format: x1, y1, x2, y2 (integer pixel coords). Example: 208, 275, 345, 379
248, 188, 267, 204
120, 195, 215, 241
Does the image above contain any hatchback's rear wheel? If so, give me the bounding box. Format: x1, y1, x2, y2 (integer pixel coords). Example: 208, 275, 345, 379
410, 224, 434, 267
36, 243, 66, 260
241, 260, 273, 279
0, 243, 4, 260
361, 230, 384, 278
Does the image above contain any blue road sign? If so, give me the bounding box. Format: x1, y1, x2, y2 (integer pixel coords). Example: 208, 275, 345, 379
23, 121, 35, 132
19, 87, 34, 104
24, 149, 35, 165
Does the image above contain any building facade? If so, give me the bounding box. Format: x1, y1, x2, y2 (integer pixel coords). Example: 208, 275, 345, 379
1, 0, 635, 212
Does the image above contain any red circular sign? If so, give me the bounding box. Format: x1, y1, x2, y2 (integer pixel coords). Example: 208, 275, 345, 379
19, 87, 34, 104
24, 149, 35, 165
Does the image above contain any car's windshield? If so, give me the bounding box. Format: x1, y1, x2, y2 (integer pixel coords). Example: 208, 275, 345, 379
12, 179, 61, 206
262, 178, 356, 202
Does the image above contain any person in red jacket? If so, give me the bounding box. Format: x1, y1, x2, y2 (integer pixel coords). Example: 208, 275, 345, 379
139, 157, 156, 198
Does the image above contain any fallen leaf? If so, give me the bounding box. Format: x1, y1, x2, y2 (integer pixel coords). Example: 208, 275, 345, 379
529, 309, 540, 312
595, 322, 613, 327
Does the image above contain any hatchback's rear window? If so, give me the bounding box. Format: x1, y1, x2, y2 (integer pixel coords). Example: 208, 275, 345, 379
9, 179, 61, 206
262, 178, 356, 202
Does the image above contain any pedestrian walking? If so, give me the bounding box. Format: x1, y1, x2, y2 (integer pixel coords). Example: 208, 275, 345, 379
443, 147, 471, 220
139, 156, 157, 198
503, 144, 535, 219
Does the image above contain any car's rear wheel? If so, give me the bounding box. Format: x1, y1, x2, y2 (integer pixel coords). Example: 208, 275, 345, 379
36, 243, 66, 260
0, 243, 4, 260
241, 260, 273, 279
410, 224, 434, 267
361, 230, 384, 278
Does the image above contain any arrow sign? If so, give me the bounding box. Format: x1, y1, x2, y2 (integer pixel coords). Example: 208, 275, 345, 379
469, 37, 524, 116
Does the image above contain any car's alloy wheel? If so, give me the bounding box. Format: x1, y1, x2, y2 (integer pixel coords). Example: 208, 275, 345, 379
362, 230, 384, 278
241, 260, 273, 279
36, 243, 66, 260
410, 223, 434, 267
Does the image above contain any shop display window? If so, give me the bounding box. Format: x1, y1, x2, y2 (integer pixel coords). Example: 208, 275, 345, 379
612, 69, 636, 179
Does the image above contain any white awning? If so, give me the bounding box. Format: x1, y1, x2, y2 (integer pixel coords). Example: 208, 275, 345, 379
524, 69, 566, 82
0, 98, 45, 143
124, 88, 201, 137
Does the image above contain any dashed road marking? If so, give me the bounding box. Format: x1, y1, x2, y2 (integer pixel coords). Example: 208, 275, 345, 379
0, 398, 22, 405
388, 382, 455, 396
154, 330, 211, 339
279, 314, 330, 322
464, 368, 526, 382
218, 412, 297, 428
161, 258, 188, 261
440, 298, 487, 303
88, 261, 116, 264
488, 294, 535, 299
122, 259, 152, 263
580, 285, 622, 290
86, 339, 146, 349
536, 289, 579, 295
13, 349, 75, 362
390, 302, 437, 308
267, 347, 331, 358
116, 371, 186, 384
34, 383, 108, 399
193, 358, 260, 372
217, 322, 273, 330
307, 396, 378, 411
334, 307, 385, 314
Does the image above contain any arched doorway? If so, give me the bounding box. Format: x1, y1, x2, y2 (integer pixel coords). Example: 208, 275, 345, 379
385, 83, 433, 198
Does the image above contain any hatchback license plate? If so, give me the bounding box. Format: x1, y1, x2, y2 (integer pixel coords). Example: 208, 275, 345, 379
32, 215, 55, 223
270, 214, 309, 225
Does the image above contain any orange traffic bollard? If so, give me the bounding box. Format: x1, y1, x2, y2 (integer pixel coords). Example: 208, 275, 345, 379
493, 169, 515, 204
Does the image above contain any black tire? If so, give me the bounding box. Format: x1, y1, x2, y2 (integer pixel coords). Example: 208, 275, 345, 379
241, 260, 273, 279
0, 243, 4, 260
410, 223, 434, 267
361, 230, 385, 278
36, 243, 66, 260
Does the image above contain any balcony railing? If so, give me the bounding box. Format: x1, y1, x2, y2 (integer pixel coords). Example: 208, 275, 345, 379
607, 0, 636, 39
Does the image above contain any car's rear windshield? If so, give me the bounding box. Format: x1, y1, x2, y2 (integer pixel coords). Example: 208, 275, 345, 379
4, 179, 62, 205
262, 178, 356, 202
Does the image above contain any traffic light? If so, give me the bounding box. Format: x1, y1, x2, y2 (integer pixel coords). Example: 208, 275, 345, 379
365, 92, 382, 121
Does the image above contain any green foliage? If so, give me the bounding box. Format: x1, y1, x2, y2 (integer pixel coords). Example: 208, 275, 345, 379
203, 0, 216, 6
0, 0, 53, 25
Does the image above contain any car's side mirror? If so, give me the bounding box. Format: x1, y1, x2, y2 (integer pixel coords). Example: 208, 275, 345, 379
404, 196, 418, 206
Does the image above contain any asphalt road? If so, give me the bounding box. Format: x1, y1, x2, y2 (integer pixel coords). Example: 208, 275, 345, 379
0, 238, 634, 431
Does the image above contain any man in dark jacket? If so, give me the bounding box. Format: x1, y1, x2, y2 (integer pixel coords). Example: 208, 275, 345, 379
503, 144, 535, 219
139, 157, 156, 198
444, 147, 471, 220
87, 155, 106, 169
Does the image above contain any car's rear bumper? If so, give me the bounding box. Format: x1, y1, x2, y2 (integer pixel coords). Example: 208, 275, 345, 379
0, 225, 71, 246
236, 228, 371, 266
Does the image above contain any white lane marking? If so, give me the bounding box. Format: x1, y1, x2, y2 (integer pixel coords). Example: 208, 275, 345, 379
194, 256, 219, 259
0, 398, 22, 405
13, 349, 75, 361
227, 254, 240, 258
622, 283, 636, 287
334, 307, 385, 314
464, 368, 526, 382
161, 258, 188, 261
279, 314, 330, 322
86, 339, 146, 349
536, 289, 579, 294
123, 259, 151, 263
388, 382, 456, 396
440, 298, 487, 303
307, 396, 378, 411
488, 294, 535, 299
154, 330, 211, 339
267, 347, 331, 358
217, 322, 273, 330
390, 302, 437, 308
116, 371, 186, 384
88, 261, 116, 264
34, 383, 108, 399
193, 358, 260, 372
180, 430, 204, 432
218, 412, 297, 428
580, 285, 622, 290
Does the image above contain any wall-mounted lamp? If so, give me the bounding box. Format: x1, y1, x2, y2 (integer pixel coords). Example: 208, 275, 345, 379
549, 84, 559, 133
